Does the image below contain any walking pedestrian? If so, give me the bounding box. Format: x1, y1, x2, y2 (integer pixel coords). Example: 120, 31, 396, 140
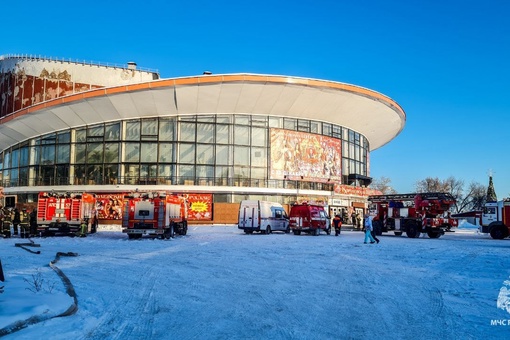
371, 217, 380, 244
363, 213, 377, 244
333, 214, 342, 236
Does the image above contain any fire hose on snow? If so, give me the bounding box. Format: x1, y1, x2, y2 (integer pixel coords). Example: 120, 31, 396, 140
0, 248, 79, 337
14, 239, 41, 254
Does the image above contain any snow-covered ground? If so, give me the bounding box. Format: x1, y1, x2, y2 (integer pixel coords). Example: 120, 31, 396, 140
0, 224, 509, 339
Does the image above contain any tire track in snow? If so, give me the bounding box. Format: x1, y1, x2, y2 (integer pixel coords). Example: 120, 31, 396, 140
110, 267, 159, 340
82, 262, 160, 340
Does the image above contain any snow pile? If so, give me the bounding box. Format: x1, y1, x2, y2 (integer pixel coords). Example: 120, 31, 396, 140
458, 220, 479, 229
0, 226, 509, 339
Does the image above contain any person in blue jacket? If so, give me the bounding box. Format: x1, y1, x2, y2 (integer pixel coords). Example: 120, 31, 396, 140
363, 213, 377, 244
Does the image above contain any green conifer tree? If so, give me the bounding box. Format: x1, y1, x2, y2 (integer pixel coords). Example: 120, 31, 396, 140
486, 176, 497, 202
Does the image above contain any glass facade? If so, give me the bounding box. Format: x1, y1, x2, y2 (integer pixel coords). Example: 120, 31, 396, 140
0, 114, 369, 197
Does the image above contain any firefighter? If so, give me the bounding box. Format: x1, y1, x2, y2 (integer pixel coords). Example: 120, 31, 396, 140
333, 214, 342, 236
91, 211, 98, 233
29, 209, 37, 237
2, 208, 12, 238
19, 208, 30, 239
79, 219, 88, 237
12, 208, 21, 236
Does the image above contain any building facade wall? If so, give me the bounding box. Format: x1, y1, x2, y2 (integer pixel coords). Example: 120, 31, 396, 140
0, 55, 405, 224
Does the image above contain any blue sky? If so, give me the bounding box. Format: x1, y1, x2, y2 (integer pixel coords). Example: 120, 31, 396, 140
2, 0, 510, 198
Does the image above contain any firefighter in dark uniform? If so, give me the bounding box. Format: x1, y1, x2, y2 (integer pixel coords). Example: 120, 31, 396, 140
29, 209, 37, 237
12, 208, 20, 236
2, 207, 12, 238
91, 210, 98, 233
19, 209, 30, 238
333, 214, 342, 236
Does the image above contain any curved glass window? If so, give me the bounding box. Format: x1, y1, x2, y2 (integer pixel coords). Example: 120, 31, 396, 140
141, 143, 158, 162
197, 144, 214, 165
234, 126, 249, 145
0, 114, 370, 189
159, 119, 175, 141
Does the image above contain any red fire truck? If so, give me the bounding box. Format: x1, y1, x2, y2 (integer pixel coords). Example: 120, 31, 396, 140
368, 192, 458, 238
288, 202, 331, 236
122, 191, 188, 239
36, 192, 97, 236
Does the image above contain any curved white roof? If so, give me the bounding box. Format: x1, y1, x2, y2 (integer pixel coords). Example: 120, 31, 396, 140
0, 74, 405, 150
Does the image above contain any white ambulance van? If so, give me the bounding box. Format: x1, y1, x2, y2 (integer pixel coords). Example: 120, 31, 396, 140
238, 200, 289, 234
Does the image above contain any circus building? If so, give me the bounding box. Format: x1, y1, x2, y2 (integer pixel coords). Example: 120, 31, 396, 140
0, 54, 405, 225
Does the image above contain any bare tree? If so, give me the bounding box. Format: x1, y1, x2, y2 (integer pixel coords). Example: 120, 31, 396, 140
371, 176, 397, 194
415, 177, 459, 193
461, 182, 486, 212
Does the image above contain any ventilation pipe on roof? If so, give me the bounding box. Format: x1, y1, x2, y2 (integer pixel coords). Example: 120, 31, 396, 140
127, 62, 137, 70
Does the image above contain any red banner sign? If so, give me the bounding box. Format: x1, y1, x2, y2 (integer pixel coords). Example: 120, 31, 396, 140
333, 184, 382, 197
95, 194, 124, 220
186, 193, 213, 221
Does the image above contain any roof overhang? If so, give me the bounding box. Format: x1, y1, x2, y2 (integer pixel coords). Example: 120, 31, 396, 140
0, 74, 406, 151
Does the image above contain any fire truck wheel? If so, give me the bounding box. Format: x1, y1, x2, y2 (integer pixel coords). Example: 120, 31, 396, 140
406, 224, 420, 238
165, 225, 175, 239
293, 230, 301, 236
490, 225, 509, 240
427, 231, 441, 239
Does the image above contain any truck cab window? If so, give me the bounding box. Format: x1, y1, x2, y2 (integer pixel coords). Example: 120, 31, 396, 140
484, 207, 496, 215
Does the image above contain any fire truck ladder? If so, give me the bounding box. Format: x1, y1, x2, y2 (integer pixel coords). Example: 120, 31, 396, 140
368, 192, 455, 202
70, 200, 81, 220
37, 201, 47, 220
